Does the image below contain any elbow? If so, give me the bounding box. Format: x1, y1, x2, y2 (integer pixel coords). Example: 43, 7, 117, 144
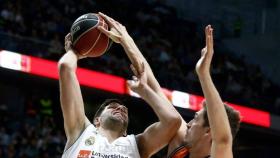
58, 60, 75, 73
174, 114, 182, 129
58, 62, 70, 73
57, 51, 78, 74
215, 134, 233, 146
167, 112, 182, 130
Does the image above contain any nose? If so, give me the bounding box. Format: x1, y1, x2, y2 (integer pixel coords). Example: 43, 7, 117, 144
116, 105, 127, 113
187, 120, 193, 129
186, 123, 191, 129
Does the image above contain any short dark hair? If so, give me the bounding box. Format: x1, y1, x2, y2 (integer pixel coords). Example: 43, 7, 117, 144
93, 99, 124, 121
202, 101, 241, 138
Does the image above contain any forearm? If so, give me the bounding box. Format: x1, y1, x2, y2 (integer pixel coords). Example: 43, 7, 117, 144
121, 36, 145, 66
58, 50, 87, 138
122, 37, 176, 123
198, 73, 232, 143
135, 86, 181, 157
121, 37, 164, 96
139, 85, 181, 125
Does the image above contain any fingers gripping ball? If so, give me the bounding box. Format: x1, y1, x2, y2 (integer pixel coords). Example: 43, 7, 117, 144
70, 13, 112, 57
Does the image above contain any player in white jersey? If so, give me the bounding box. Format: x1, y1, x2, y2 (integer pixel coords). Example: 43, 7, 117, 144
58, 14, 182, 158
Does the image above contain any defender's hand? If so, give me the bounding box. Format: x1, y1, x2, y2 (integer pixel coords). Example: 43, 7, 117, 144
195, 25, 214, 76
97, 12, 130, 44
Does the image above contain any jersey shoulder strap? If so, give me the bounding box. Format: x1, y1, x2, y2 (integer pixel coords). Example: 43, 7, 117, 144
168, 145, 189, 158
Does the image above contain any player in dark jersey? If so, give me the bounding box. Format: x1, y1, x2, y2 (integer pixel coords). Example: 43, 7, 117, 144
168, 25, 240, 158
167, 25, 240, 158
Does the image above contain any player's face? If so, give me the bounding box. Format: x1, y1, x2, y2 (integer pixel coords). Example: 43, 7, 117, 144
101, 102, 129, 125
184, 110, 209, 148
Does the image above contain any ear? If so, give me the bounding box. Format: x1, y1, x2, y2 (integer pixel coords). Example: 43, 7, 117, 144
123, 130, 127, 137
206, 127, 211, 134
204, 128, 212, 142
94, 117, 101, 127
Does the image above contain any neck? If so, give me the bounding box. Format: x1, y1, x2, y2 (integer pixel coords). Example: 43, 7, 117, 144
167, 137, 186, 156
189, 153, 210, 158
98, 127, 123, 143
189, 147, 211, 158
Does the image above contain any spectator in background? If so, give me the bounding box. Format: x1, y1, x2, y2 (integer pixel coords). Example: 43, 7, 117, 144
275, 98, 280, 114
48, 34, 64, 59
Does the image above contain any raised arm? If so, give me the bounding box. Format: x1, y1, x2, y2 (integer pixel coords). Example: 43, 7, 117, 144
195, 25, 233, 158
58, 34, 90, 147
97, 12, 167, 101
126, 64, 181, 158
97, 12, 188, 155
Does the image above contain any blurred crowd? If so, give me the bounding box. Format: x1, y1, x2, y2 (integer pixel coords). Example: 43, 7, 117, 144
0, 0, 279, 116
0, 1, 280, 157
0, 104, 65, 158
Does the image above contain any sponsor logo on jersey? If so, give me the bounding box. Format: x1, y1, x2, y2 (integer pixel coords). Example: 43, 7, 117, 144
77, 150, 91, 158
85, 136, 95, 146
91, 151, 128, 158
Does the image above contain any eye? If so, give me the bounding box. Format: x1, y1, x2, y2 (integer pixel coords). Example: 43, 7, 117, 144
194, 114, 197, 118
108, 104, 118, 109
124, 106, 128, 112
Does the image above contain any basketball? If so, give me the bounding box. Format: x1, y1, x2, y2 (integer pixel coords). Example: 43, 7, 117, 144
70, 13, 111, 57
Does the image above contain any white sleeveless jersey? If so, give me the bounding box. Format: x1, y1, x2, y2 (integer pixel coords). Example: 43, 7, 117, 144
62, 124, 141, 158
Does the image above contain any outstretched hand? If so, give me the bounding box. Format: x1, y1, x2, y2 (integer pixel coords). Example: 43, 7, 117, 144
97, 12, 130, 44
195, 25, 214, 76
64, 33, 73, 52
127, 63, 148, 94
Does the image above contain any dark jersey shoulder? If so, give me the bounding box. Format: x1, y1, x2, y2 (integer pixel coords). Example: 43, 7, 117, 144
168, 145, 189, 158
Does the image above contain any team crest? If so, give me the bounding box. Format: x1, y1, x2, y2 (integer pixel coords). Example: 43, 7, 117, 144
85, 136, 95, 146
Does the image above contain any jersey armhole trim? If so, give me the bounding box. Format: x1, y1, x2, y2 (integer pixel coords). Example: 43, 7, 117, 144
167, 145, 188, 158
63, 124, 94, 154
131, 135, 141, 158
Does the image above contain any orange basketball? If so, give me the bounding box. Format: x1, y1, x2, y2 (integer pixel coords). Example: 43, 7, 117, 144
70, 13, 111, 57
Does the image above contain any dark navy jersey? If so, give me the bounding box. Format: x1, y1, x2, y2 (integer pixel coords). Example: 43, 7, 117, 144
168, 145, 210, 158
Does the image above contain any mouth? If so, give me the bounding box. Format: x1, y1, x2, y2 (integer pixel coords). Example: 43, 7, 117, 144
112, 111, 126, 119
185, 127, 190, 137
113, 111, 122, 116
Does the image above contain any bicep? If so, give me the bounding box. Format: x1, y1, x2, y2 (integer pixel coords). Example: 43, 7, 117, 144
59, 68, 87, 139
167, 120, 188, 154
211, 142, 233, 158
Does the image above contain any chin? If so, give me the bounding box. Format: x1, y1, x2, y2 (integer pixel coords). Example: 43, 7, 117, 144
184, 141, 192, 148
183, 137, 192, 148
